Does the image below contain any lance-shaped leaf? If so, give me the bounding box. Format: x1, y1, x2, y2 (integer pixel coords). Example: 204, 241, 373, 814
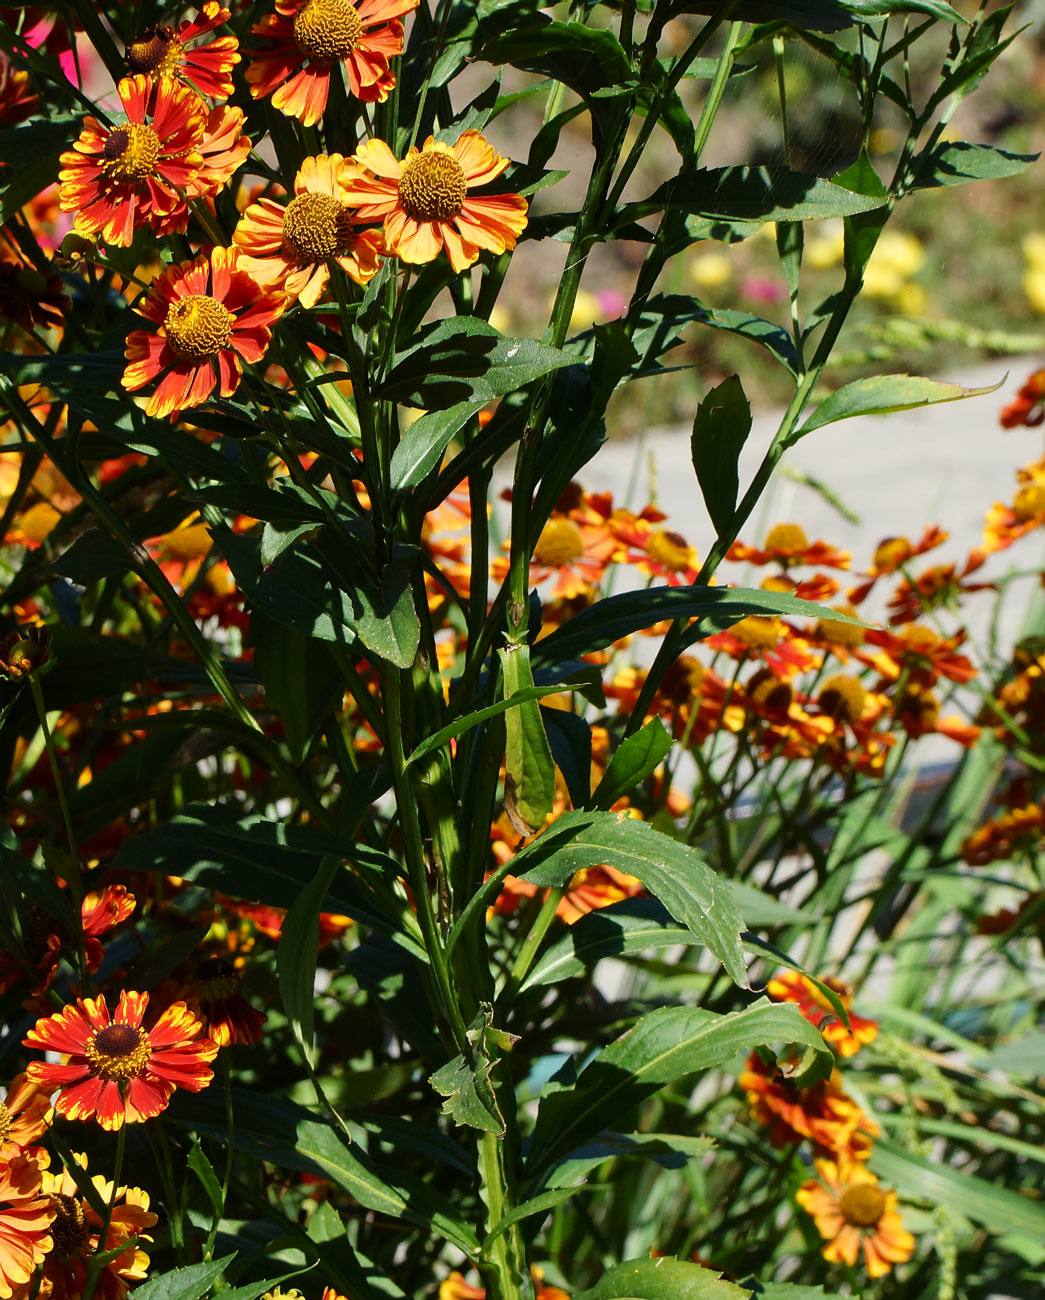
789, 373, 1002, 445
511, 810, 747, 984
499, 642, 557, 834
692, 375, 752, 537
909, 140, 1037, 190
572, 1257, 748, 1300
528, 1001, 831, 1175
590, 718, 673, 810
429, 1004, 519, 1136
128, 1257, 235, 1300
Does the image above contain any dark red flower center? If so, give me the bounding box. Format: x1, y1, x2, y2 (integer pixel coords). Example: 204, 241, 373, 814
398, 150, 467, 223
50, 1194, 90, 1257
102, 124, 161, 183
126, 27, 182, 77
85, 1023, 151, 1080
293, 0, 364, 60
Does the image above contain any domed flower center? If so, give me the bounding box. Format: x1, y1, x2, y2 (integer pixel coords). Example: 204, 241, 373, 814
50, 1194, 90, 1257
282, 192, 354, 261
903, 625, 938, 657
873, 535, 912, 572
746, 667, 791, 712
164, 295, 234, 360
85, 1023, 152, 1080
533, 519, 584, 568
897, 686, 938, 729
193, 957, 239, 999
815, 604, 863, 650
660, 654, 705, 705
102, 124, 161, 183
647, 529, 695, 573
839, 1181, 887, 1228
293, 0, 364, 60
764, 521, 809, 557
818, 674, 866, 724
126, 27, 182, 77
1013, 483, 1045, 522
0, 1100, 10, 1145
398, 150, 468, 223
731, 615, 782, 649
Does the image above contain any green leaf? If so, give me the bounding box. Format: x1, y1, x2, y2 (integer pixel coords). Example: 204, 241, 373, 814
406, 681, 586, 768
252, 615, 342, 763
128, 1256, 234, 1300
481, 1186, 590, 1250
539, 1132, 715, 1191
792, 373, 1003, 442
741, 1282, 847, 1300
529, 1001, 831, 1175
429, 1004, 517, 1136
219, 1273, 312, 1300
733, 884, 813, 926
633, 165, 887, 226
380, 318, 572, 410
591, 718, 674, 810
178, 1088, 479, 1255
279, 855, 342, 1067
511, 810, 747, 985
390, 400, 488, 490
476, 20, 631, 102
53, 530, 136, 585
498, 642, 557, 834
186, 1143, 224, 1223
869, 1139, 1045, 1240
572, 1257, 748, 1300
521, 898, 696, 989
692, 375, 753, 536
352, 564, 420, 670
531, 585, 863, 667
909, 140, 1037, 190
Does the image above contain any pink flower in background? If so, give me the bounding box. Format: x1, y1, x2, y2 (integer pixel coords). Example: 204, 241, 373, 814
739, 274, 785, 304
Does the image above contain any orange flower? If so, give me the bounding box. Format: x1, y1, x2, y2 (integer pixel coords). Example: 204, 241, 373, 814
885, 554, 990, 625
122, 246, 286, 419
246, 0, 417, 124
185, 103, 252, 203
125, 4, 240, 99
0, 1152, 53, 1299
767, 972, 878, 1058
729, 523, 850, 570
705, 615, 819, 679
24, 990, 218, 1131
862, 623, 976, 687
962, 804, 1045, 866
740, 1052, 879, 1159
167, 955, 267, 1047
58, 76, 206, 245
37, 883, 136, 991
796, 1158, 914, 1277
233, 154, 383, 307
343, 131, 528, 273
0, 1074, 51, 1159
34, 1154, 157, 1300
848, 525, 947, 605
999, 368, 1045, 428
982, 456, 1045, 555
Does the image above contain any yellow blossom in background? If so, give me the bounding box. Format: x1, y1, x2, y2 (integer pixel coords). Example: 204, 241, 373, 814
690, 250, 731, 290
806, 222, 845, 270
569, 290, 602, 330
1022, 231, 1045, 269
868, 126, 899, 155
862, 230, 925, 300
893, 281, 927, 318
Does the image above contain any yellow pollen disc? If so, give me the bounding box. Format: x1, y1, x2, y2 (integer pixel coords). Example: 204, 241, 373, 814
164, 295, 234, 360
647, 529, 695, 572
839, 1182, 887, 1228
398, 150, 468, 223
0, 1100, 10, 1145
126, 27, 182, 77
50, 1194, 90, 1257
85, 1022, 152, 1081
747, 667, 791, 711
293, 0, 363, 60
818, 673, 866, 723
1013, 483, 1045, 522
873, 535, 912, 572
731, 616, 782, 649
282, 192, 354, 261
815, 604, 863, 650
102, 123, 161, 183
16, 501, 61, 544
533, 518, 585, 568
764, 521, 809, 556
904, 625, 938, 656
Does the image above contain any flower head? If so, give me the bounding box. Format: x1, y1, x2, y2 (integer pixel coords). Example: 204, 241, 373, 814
58, 76, 206, 246
122, 246, 286, 419
234, 154, 383, 306
767, 972, 878, 1057
0, 626, 53, 679
24, 990, 218, 1131
0, 1074, 50, 1160
126, 4, 240, 100
797, 1158, 914, 1277
343, 131, 528, 273
246, 0, 417, 124
740, 1053, 879, 1159
0, 1152, 54, 1300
